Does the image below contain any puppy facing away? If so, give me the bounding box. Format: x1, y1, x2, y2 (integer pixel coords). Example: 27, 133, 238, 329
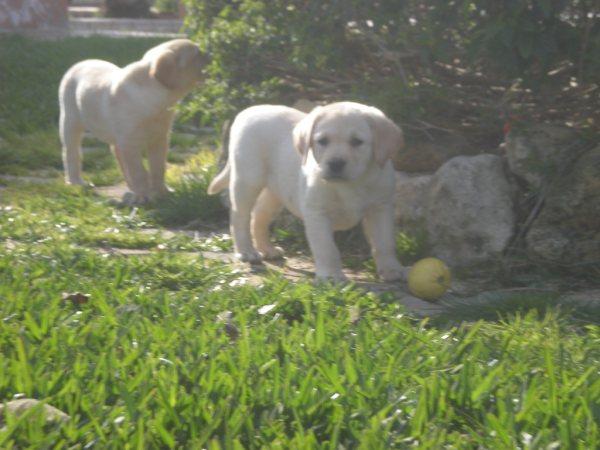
59, 39, 207, 203
208, 102, 406, 282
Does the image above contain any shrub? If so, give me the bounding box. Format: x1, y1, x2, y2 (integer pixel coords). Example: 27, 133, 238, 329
182, 0, 600, 134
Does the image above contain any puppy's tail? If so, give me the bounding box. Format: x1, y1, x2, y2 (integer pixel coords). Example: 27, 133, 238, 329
207, 119, 232, 195
207, 162, 230, 195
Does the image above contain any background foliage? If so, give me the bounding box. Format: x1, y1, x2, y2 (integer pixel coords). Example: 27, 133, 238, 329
183, 0, 600, 146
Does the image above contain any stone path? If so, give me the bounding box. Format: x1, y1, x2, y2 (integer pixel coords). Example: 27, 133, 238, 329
67, 1, 185, 39
90, 181, 445, 315
0, 174, 56, 184
94, 181, 129, 202
69, 17, 184, 38
97, 184, 600, 318
2, 174, 597, 318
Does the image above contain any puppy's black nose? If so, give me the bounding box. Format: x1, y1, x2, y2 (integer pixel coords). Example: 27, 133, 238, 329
327, 158, 346, 174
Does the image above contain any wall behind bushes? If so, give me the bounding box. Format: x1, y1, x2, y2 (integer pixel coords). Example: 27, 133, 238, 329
0, 0, 68, 32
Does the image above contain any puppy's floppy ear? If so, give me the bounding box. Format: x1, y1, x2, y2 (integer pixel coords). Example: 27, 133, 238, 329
149, 50, 179, 90
293, 106, 322, 164
367, 111, 404, 168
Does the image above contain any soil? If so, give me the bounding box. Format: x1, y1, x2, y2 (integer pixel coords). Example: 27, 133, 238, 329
2, 175, 597, 318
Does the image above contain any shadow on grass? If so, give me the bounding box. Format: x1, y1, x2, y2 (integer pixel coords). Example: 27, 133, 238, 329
152, 153, 228, 227
429, 289, 600, 327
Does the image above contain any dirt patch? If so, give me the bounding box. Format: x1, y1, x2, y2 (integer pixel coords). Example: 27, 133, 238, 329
0, 174, 55, 184
204, 252, 447, 316
95, 182, 128, 202
92, 182, 598, 318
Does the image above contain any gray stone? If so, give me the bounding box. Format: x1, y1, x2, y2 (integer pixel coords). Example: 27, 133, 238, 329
0, 0, 68, 38
425, 154, 515, 266
94, 182, 130, 204
69, 17, 184, 38
526, 145, 600, 264
0, 399, 69, 426
394, 171, 432, 227
0, 175, 54, 185
505, 124, 580, 189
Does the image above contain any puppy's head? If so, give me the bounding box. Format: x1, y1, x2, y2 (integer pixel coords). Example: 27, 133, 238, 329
146, 39, 208, 91
293, 102, 404, 181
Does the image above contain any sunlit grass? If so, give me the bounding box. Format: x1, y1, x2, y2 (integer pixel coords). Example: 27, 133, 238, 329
0, 182, 598, 448
0, 33, 598, 449
154, 151, 227, 226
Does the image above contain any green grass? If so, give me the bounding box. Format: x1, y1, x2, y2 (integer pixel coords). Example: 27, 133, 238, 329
0, 35, 599, 448
0, 181, 599, 449
154, 152, 228, 226
0, 130, 63, 175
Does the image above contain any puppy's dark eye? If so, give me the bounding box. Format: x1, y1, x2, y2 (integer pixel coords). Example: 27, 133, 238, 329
350, 137, 364, 147
317, 137, 329, 146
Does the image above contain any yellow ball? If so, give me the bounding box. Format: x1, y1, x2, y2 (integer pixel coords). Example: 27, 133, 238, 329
407, 257, 451, 301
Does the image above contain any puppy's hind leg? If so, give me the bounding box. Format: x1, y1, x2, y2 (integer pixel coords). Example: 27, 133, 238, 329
117, 136, 151, 204
147, 138, 170, 199
252, 188, 284, 260
111, 145, 131, 187
230, 175, 264, 264
147, 119, 172, 199
59, 109, 86, 186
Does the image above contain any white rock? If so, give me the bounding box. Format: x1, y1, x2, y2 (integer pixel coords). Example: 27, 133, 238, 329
505, 124, 579, 188
425, 154, 515, 265
394, 171, 432, 227
525, 145, 600, 264
0, 399, 69, 425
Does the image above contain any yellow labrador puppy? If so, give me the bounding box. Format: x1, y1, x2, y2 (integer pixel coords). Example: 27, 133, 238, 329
208, 102, 406, 282
59, 39, 207, 203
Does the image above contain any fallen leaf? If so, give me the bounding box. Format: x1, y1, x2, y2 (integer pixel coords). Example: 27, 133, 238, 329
62, 292, 90, 305
216, 311, 239, 340
224, 322, 240, 340
349, 305, 361, 325
258, 304, 277, 315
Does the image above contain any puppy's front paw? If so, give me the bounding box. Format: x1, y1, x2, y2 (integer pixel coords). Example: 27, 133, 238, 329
258, 246, 284, 260
122, 191, 150, 206
151, 185, 173, 200
235, 250, 262, 264
315, 270, 348, 284
378, 264, 409, 282
66, 178, 91, 187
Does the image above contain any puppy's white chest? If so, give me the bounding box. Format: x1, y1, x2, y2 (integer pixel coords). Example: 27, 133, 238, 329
330, 207, 363, 230
312, 186, 366, 230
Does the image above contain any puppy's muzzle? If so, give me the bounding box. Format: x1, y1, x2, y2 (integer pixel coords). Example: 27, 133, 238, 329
324, 158, 347, 180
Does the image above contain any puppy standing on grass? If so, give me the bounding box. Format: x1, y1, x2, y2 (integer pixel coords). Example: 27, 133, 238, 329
59, 39, 207, 204
208, 102, 407, 282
